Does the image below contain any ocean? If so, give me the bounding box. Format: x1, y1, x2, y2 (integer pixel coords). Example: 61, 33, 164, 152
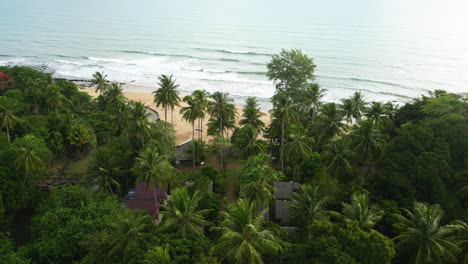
1, 0, 467, 107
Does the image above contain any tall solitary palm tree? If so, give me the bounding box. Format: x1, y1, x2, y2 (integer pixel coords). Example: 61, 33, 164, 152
0, 97, 22, 143
133, 147, 179, 211
92, 72, 109, 95
180, 95, 202, 176
270, 91, 298, 173
240, 97, 265, 131
351, 91, 366, 123
158, 187, 212, 237
211, 199, 281, 264
339, 192, 383, 232
153, 75, 180, 137
127, 101, 151, 147
364, 101, 388, 127
350, 120, 386, 185
209, 92, 236, 174
192, 90, 210, 142
285, 185, 331, 241
340, 98, 354, 126
394, 202, 466, 264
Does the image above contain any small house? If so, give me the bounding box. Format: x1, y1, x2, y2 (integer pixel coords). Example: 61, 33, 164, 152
126, 182, 167, 217
274, 181, 301, 220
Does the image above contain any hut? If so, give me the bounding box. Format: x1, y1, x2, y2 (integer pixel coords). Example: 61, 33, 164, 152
274, 181, 301, 220
175, 139, 193, 165
126, 182, 167, 218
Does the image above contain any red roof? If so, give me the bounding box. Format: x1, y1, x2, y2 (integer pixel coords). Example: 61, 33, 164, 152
0, 72, 11, 80
126, 182, 167, 215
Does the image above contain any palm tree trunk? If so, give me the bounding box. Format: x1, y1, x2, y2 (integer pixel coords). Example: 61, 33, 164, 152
192, 122, 195, 176
152, 183, 160, 220
6, 124, 10, 144
220, 117, 224, 174
200, 118, 204, 143
281, 118, 285, 173
164, 106, 168, 139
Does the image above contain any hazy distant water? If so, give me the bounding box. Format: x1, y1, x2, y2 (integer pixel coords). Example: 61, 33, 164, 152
1, 0, 467, 106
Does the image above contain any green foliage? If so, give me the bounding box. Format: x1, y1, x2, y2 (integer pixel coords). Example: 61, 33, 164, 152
0, 236, 30, 264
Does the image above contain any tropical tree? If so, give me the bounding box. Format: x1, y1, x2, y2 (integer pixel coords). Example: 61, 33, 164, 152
103, 82, 126, 111
285, 185, 331, 240
208, 92, 236, 173
322, 138, 354, 177
92, 72, 109, 95
394, 202, 466, 264
67, 124, 93, 152
158, 187, 212, 237
180, 95, 203, 175
0, 96, 22, 143
283, 125, 313, 183
45, 84, 65, 116
239, 97, 265, 131
239, 154, 280, 212
351, 92, 366, 123
339, 192, 383, 232
127, 101, 151, 147
192, 90, 210, 141
87, 148, 121, 194
232, 125, 267, 159
313, 103, 345, 147
133, 147, 179, 210
212, 199, 281, 264
143, 246, 173, 264
340, 98, 354, 125
270, 91, 298, 173
108, 209, 153, 257
13, 135, 50, 183
153, 74, 180, 137
349, 120, 386, 185
303, 83, 325, 113
364, 101, 388, 126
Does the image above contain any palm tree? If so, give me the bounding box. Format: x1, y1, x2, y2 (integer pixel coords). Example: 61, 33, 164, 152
104, 82, 126, 111
153, 75, 180, 137
340, 98, 354, 126
180, 95, 202, 176
303, 83, 326, 112
92, 72, 109, 95
209, 92, 236, 174
192, 90, 210, 141
133, 147, 179, 212
232, 125, 267, 159
158, 187, 212, 237
283, 125, 312, 185
0, 97, 22, 143
46, 84, 65, 116
143, 246, 172, 264
108, 209, 153, 257
313, 103, 345, 147
339, 192, 383, 232
14, 135, 49, 183
270, 91, 298, 173
394, 202, 466, 264
239, 154, 280, 212
211, 199, 281, 264
127, 101, 151, 147
239, 97, 265, 131
351, 91, 366, 123
364, 101, 388, 126
285, 185, 331, 240
322, 138, 354, 177
67, 124, 93, 152
350, 120, 386, 185
87, 148, 121, 194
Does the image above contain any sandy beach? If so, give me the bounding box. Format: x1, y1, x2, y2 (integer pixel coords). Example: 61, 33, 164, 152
81, 84, 271, 144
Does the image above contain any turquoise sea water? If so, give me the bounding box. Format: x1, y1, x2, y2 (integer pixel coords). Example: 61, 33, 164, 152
1, 0, 467, 106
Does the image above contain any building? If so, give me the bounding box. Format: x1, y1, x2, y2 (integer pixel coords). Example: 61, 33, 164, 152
126, 182, 167, 219
274, 181, 301, 220
175, 139, 193, 165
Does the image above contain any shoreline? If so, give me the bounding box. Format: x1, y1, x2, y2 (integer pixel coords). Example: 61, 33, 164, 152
80, 84, 271, 144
